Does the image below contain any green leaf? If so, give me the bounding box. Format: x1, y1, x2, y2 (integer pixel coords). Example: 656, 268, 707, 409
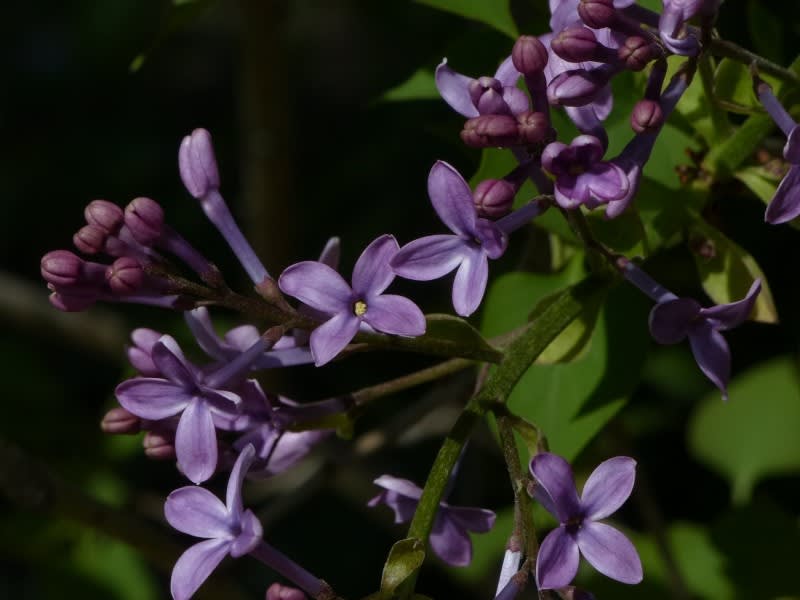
688, 357, 800, 503
379, 538, 426, 597
382, 69, 439, 102
414, 0, 518, 39
714, 60, 781, 114
586, 208, 648, 256
636, 176, 701, 251
425, 313, 499, 356
688, 218, 778, 323
734, 165, 780, 203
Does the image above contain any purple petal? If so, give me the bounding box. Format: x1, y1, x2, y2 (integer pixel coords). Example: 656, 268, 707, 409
783, 126, 800, 162
688, 322, 731, 400
318, 236, 341, 269
368, 476, 421, 523
554, 174, 590, 209
170, 538, 230, 600
391, 235, 466, 281
502, 86, 530, 116
542, 142, 569, 175
309, 311, 361, 366
474, 219, 508, 259
648, 298, 702, 344
529, 453, 581, 522
223, 325, 261, 352
765, 165, 800, 224
592, 84, 613, 121
585, 163, 629, 202
229, 509, 263, 558
493, 55, 521, 88
536, 527, 580, 590
176, 398, 218, 484
363, 294, 426, 337
255, 430, 330, 476
185, 308, 227, 361
352, 234, 399, 296
152, 336, 197, 389
435, 59, 480, 118
446, 506, 496, 533
700, 279, 761, 330
576, 522, 643, 584
278, 261, 352, 314
115, 379, 192, 420
371, 475, 423, 500
226, 444, 256, 520
165, 487, 231, 538
580, 457, 637, 520
452, 247, 489, 317
430, 513, 474, 567
428, 161, 478, 237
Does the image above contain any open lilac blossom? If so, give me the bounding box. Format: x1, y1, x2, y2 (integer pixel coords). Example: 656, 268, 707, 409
755, 79, 800, 224
368, 475, 496, 567
658, 0, 707, 56
279, 234, 426, 366
435, 57, 528, 118
542, 135, 629, 210
530, 452, 642, 589
620, 259, 761, 400
165, 444, 263, 600
391, 161, 508, 317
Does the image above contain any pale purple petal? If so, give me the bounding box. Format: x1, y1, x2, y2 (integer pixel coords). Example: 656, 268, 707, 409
223, 325, 261, 352
165, 487, 231, 539
115, 379, 192, 420
372, 475, 423, 499
585, 163, 629, 202
279, 262, 352, 314
580, 457, 637, 520
176, 398, 218, 484
435, 59, 480, 118
765, 165, 800, 224
529, 453, 581, 522
391, 235, 466, 280
256, 430, 330, 476
184, 308, 227, 361
536, 527, 580, 590
352, 234, 399, 296
576, 522, 643, 584
474, 219, 508, 259
170, 538, 230, 600
226, 444, 256, 520
502, 86, 530, 116
783, 127, 800, 162
309, 311, 361, 366
554, 174, 590, 209
648, 298, 702, 344
368, 476, 421, 523
428, 161, 477, 237
152, 336, 197, 389
592, 85, 613, 121
541, 142, 569, 175
700, 279, 761, 330
452, 247, 489, 317
494, 55, 521, 88
430, 513, 473, 567
363, 294, 426, 337
229, 509, 263, 557
318, 236, 341, 269
688, 322, 731, 400
446, 506, 496, 533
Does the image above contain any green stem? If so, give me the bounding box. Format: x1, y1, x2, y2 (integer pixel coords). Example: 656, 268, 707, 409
708, 38, 800, 86
698, 53, 731, 143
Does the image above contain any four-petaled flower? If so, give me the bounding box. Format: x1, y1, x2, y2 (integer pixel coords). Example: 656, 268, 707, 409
391, 161, 508, 317
279, 234, 426, 366
530, 452, 642, 590
165, 444, 263, 600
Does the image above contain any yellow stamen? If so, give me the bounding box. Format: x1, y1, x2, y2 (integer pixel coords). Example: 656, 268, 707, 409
354, 300, 368, 316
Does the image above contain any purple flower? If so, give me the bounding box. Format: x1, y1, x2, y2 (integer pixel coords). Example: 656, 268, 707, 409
435, 57, 529, 118
391, 161, 508, 317
755, 80, 800, 224
165, 444, 262, 600
530, 453, 642, 589
234, 422, 331, 478
368, 475, 496, 567
279, 235, 426, 366
658, 0, 707, 56
542, 135, 629, 210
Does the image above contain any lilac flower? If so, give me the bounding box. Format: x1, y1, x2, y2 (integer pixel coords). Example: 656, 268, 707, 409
279, 234, 426, 366
165, 444, 263, 600
530, 453, 642, 589
658, 0, 709, 56
368, 475, 496, 567
391, 161, 508, 317
755, 80, 800, 224
542, 135, 629, 210
435, 57, 528, 118
234, 421, 331, 478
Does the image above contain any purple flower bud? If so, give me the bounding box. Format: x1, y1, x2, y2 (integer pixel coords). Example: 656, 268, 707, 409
143, 431, 176, 460
84, 200, 123, 234
618, 36, 660, 71
179, 128, 220, 199
461, 114, 520, 148
101, 407, 141, 434
578, 0, 617, 29
630, 99, 664, 133
73, 224, 107, 255
124, 197, 165, 245
468, 77, 503, 107
106, 256, 145, 295
266, 583, 307, 600
552, 27, 605, 63
40, 250, 84, 287
547, 67, 612, 107
517, 111, 556, 146
127, 328, 163, 376
474, 179, 516, 219
48, 289, 99, 312
512, 35, 549, 76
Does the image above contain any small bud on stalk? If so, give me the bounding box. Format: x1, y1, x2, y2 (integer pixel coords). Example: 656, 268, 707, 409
461, 114, 520, 148
512, 35, 549, 76
630, 99, 664, 133
474, 179, 516, 219
85, 200, 123, 234
101, 407, 141, 434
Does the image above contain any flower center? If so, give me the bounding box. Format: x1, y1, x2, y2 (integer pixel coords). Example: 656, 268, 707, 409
568, 164, 586, 176
353, 300, 368, 316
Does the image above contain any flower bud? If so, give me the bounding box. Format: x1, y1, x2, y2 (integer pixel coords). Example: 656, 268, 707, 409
41, 250, 84, 287
618, 36, 660, 71
552, 26, 602, 63
547, 68, 606, 107
631, 99, 664, 133
512, 35, 548, 76
578, 0, 616, 29
516, 111, 555, 146
73, 224, 107, 255
106, 256, 144, 295
468, 76, 503, 107
124, 196, 164, 245
461, 114, 520, 148
48, 290, 98, 312
474, 179, 516, 219
179, 128, 220, 199
266, 583, 306, 600
84, 200, 123, 234
101, 407, 141, 434
143, 431, 176, 460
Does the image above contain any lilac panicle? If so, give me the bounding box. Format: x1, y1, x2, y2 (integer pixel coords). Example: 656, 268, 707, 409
530, 453, 642, 589
279, 234, 426, 366
165, 444, 263, 600
390, 161, 508, 317
368, 475, 496, 567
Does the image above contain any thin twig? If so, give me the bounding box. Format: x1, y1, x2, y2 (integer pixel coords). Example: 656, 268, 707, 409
708, 38, 800, 86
